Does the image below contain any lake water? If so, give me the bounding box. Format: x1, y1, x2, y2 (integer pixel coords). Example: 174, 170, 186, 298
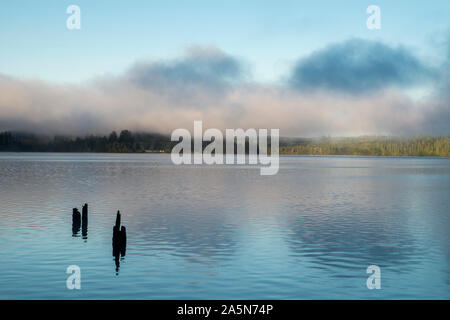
0, 153, 448, 299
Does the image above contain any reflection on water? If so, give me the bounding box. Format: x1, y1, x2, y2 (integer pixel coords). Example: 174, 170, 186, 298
0, 153, 448, 299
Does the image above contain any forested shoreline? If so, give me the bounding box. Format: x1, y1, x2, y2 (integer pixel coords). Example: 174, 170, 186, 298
280, 136, 450, 157
0, 130, 174, 153
1, 130, 449, 157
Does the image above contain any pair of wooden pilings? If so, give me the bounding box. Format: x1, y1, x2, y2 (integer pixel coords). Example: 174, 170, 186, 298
72, 204, 127, 259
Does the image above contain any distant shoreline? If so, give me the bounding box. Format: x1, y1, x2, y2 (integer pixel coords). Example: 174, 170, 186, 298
1, 131, 449, 157
0, 151, 449, 159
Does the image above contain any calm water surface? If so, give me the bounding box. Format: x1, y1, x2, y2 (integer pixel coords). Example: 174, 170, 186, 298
0, 153, 448, 299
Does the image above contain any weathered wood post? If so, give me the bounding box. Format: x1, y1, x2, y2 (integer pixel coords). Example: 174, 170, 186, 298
113, 211, 121, 256
82, 203, 88, 223
112, 210, 127, 258
81, 203, 88, 238
72, 208, 81, 235
115, 210, 121, 228
120, 226, 127, 256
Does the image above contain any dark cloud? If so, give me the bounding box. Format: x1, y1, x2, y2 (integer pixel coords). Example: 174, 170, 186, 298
126, 47, 245, 93
289, 39, 436, 94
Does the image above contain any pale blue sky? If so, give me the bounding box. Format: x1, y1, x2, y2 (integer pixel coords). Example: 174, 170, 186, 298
0, 0, 449, 83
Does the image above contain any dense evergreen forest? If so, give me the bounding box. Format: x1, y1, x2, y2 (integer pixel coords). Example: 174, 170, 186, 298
0, 130, 175, 153
0, 130, 449, 156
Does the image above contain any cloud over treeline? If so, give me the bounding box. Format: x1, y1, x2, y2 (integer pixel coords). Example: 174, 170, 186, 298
0, 42, 449, 137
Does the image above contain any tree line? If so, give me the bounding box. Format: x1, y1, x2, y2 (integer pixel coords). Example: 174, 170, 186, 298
279, 136, 450, 157
1, 130, 449, 156
0, 130, 175, 153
